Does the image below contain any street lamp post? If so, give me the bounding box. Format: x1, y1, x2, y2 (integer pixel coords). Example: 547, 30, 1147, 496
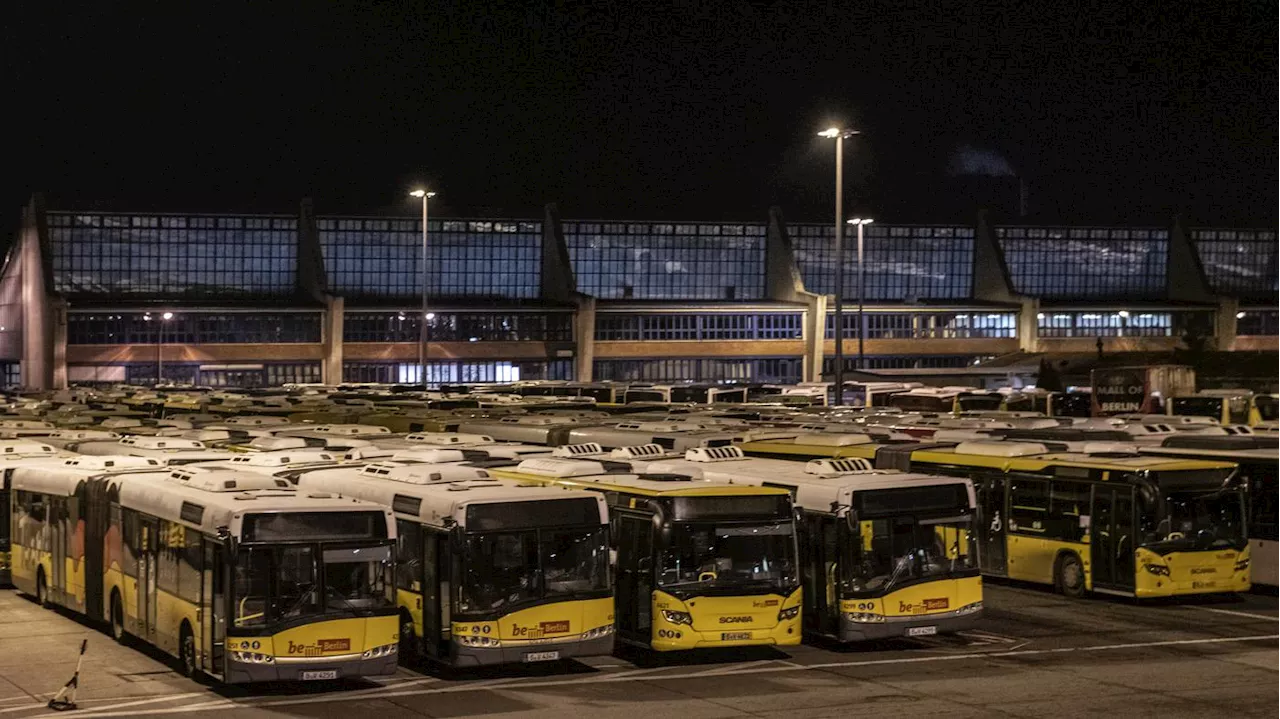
409, 189, 437, 391
818, 127, 859, 404
847, 218, 874, 370
150, 312, 174, 385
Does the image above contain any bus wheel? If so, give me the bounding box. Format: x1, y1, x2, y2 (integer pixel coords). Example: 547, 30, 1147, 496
35, 569, 49, 608
179, 624, 198, 678
1056, 553, 1085, 598
109, 593, 126, 643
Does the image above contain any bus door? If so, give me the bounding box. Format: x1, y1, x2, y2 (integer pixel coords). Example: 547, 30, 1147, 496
800, 514, 840, 636
1090, 486, 1135, 593
202, 540, 227, 673
613, 512, 653, 640
975, 474, 1007, 575
138, 518, 159, 641
422, 532, 447, 658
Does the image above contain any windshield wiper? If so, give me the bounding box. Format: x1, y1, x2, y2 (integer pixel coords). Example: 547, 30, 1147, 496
881, 552, 914, 593
325, 585, 366, 616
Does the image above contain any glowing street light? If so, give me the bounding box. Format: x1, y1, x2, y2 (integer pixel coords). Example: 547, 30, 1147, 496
846, 218, 874, 368
409, 188, 438, 390
817, 127, 861, 402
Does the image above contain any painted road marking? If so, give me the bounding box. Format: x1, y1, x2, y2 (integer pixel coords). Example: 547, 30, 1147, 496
61, 633, 1280, 719
1188, 606, 1279, 621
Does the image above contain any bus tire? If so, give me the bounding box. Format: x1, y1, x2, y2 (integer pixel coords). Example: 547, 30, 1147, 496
109, 591, 127, 643
398, 611, 418, 664
1056, 552, 1085, 598
35, 568, 49, 608
178, 622, 198, 678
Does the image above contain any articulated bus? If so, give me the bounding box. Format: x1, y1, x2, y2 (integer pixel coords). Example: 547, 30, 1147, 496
1139, 439, 1278, 588
491, 456, 802, 651
0, 441, 81, 583
609, 445, 982, 642
290, 461, 615, 666
10, 462, 400, 682
740, 435, 1250, 598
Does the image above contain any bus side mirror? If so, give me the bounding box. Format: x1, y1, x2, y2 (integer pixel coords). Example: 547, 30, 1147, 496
845, 510, 859, 534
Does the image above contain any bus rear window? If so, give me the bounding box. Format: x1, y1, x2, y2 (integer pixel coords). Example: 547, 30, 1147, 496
242, 511, 387, 542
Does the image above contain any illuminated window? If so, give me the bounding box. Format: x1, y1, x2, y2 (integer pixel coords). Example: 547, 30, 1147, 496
794, 224, 974, 300
47, 213, 297, 298
1191, 229, 1278, 296
566, 222, 766, 299
320, 218, 541, 299
996, 226, 1168, 298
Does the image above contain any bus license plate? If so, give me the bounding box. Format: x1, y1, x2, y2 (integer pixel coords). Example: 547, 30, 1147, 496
907, 626, 937, 637
721, 632, 752, 641
524, 651, 560, 662
300, 670, 338, 681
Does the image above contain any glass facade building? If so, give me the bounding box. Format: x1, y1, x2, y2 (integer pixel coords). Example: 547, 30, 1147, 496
48, 213, 298, 298
996, 226, 1168, 298
565, 222, 766, 300
344, 312, 573, 343
793, 224, 974, 300
319, 218, 541, 299
595, 312, 803, 341
1190, 229, 1279, 297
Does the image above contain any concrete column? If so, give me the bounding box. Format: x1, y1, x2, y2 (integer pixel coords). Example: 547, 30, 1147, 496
574, 296, 596, 381
1215, 297, 1239, 351
803, 294, 827, 382
51, 298, 67, 389
323, 296, 344, 384
1018, 297, 1041, 353
19, 197, 53, 390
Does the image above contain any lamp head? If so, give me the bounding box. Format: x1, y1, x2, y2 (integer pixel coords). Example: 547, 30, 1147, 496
409, 189, 435, 199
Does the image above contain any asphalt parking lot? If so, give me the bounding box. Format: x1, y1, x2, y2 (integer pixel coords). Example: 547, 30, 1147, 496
0, 583, 1274, 719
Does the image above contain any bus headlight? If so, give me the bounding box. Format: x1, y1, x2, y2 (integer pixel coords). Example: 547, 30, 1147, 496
1143, 563, 1170, 576
1235, 558, 1250, 572
956, 601, 983, 615
661, 610, 693, 625
231, 651, 275, 664
580, 624, 615, 640
777, 606, 801, 621
843, 612, 885, 623
457, 634, 502, 648
362, 643, 399, 659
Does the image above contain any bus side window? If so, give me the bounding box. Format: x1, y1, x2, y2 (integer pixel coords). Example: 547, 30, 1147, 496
1048, 481, 1090, 543
1008, 478, 1049, 534
396, 520, 423, 592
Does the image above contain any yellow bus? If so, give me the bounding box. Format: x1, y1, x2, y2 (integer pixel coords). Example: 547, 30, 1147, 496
10, 462, 400, 682
290, 460, 614, 666
491, 455, 802, 651
740, 435, 1250, 598
0, 440, 82, 584
608, 445, 982, 642
1170, 391, 1279, 428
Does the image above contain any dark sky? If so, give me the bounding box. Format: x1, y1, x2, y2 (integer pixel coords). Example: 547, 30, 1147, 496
5, 1, 1276, 231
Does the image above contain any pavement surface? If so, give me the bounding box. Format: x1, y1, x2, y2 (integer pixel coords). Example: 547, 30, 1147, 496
0, 583, 1275, 719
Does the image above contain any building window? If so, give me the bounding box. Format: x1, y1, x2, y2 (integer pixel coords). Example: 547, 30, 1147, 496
319, 218, 541, 299
794, 224, 974, 300
1035, 311, 1214, 338
595, 313, 803, 341
342, 360, 572, 385
67, 312, 322, 344
0, 363, 18, 389
593, 358, 802, 383
996, 226, 1168, 298
822, 355, 990, 372
1237, 309, 1279, 336
343, 312, 573, 342
824, 312, 1016, 339
47, 213, 297, 298
565, 222, 766, 300
1191, 229, 1279, 296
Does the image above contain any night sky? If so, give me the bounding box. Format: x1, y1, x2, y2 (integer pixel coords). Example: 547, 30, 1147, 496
5, 2, 1276, 232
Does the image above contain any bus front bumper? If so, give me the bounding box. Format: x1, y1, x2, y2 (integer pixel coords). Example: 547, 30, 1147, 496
449, 634, 616, 667
840, 608, 983, 642
224, 653, 399, 683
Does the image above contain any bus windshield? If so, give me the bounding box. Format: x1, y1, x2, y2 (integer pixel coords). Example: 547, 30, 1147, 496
1171, 397, 1225, 420
456, 525, 609, 615
233, 542, 394, 628
1141, 488, 1247, 552
658, 521, 798, 592
1256, 396, 1279, 422
844, 514, 976, 597
956, 394, 1003, 411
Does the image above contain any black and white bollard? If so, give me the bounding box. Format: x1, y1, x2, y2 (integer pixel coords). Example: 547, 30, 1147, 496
47, 639, 88, 712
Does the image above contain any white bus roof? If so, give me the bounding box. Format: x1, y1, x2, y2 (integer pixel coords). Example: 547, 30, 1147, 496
292, 462, 607, 531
